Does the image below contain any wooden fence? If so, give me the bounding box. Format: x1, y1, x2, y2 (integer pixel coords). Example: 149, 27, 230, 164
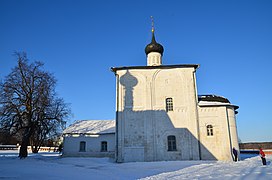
0, 145, 59, 152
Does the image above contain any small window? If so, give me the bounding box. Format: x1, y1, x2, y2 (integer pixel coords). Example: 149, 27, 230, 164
207, 125, 213, 136
79, 141, 86, 152
101, 141, 107, 152
166, 98, 173, 112
167, 135, 177, 151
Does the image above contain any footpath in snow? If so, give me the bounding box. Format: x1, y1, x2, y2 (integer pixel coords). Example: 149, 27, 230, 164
142, 155, 272, 180
0, 151, 271, 180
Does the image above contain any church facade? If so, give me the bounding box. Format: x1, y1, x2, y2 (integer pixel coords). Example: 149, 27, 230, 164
111, 28, 239, 162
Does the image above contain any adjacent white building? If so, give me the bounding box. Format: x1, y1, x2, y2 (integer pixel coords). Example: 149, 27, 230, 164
62, 120, 115, 157
111, 27, 239, 162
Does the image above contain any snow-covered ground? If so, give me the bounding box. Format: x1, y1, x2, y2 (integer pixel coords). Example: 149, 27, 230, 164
0, 151, 271, 179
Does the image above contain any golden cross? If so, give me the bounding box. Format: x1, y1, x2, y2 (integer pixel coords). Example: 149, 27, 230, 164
151, 16, 154, 33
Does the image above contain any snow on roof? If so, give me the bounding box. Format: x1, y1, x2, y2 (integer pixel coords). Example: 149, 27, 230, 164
63, 120, 115, 135
198, 99, 239, 111
198, 94, 239, 110
198, 94, 230, 103
198, 101, 230, 106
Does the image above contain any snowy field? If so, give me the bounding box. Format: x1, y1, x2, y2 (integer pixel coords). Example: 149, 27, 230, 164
0, 150, 271, 180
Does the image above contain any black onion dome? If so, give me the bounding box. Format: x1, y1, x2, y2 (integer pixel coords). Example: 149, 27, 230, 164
145, 31, 164, 55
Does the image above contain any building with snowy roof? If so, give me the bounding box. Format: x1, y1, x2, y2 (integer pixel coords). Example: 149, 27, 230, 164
110, 23, 239, 162
62, 120, 115, 157
63, 22, 239, 162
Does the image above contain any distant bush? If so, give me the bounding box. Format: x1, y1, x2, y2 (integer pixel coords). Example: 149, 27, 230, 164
239, 142, 272, 150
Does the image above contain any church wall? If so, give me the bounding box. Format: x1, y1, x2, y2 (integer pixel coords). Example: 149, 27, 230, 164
227, 107, 240, 156
62, 134, 115, 157
116, 69, 147, 162
115, 67, 200, 162
151, 68, 200, 161
198, 106, 238, 161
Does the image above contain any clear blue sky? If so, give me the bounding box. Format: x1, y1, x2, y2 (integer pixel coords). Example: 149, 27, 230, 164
1, 0, 271, 142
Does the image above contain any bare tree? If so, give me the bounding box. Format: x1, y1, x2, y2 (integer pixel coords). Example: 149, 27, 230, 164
0, 52, 70, 158
30, 98, 68, 153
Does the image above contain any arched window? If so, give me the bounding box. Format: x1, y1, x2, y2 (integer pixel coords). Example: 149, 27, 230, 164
166, 98, 173, 112
101, 141, 107, 152
207, 125, 213, 136
167, 135, 177, 151
79, 141, 86, 152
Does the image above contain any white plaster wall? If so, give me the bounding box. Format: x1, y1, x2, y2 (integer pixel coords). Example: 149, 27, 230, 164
115, 67, 200, 162
198, 106, 238, 161
227, 107, 240, 155
152, 69, 200, 160
62, 134, 115, 157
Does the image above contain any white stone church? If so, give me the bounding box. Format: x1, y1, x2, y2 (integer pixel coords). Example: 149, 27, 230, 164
63, 27, 239, 162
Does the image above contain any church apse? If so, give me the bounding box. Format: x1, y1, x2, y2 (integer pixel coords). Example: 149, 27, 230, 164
113, 68, 217, 162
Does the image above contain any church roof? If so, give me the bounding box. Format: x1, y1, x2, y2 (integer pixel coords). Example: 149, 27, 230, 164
145, 30, 164, 55
111, 64, 199, 72
198, 94, 239, 111
63, 120, 115, 135
198, 94, 230, 103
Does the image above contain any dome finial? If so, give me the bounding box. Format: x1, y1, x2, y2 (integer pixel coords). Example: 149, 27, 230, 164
145, 16, 164, 56
151, 16, 154, 33
151, 16, 156, 43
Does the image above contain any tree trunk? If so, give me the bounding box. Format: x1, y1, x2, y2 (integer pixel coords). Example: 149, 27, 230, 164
31, 145, 39, 153
30, 136, 43, 153
19, 136, 29, 158
19, 129, 31, 158
32, 148, 38, 153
